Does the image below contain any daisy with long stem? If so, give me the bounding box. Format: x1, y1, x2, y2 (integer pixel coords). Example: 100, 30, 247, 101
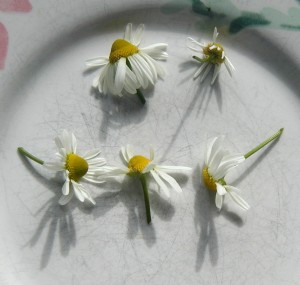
18, 130, 106, 205
187, 27, 234, 85
202, 128, 284, 210
86, 23, 168, 104
99, 145, 191, 224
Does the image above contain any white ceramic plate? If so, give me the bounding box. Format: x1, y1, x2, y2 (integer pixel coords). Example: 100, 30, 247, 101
1, 0, 300, 284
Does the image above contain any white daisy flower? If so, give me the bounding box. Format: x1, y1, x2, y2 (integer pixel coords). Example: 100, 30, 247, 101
18, 130, 106, 206
99, 145, 191, 223
202, 129, 284, 211
86, 23, 168, 103
187, 27, 235, 84
202, 136, 249, 211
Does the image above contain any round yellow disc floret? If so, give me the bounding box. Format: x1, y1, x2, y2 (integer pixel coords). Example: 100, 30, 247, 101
202, 166, 217, 192
203, 43, 225, 64
128, 155, 150, 174
65, 154, 89, 182
109, 39, 139, 64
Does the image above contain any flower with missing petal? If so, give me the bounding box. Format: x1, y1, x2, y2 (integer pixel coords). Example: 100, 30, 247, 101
202, 136, 249, 210
86, 23, 168, 103
187, 27, 235, 84
99, 145, 191, 223
43, 130, 106, 205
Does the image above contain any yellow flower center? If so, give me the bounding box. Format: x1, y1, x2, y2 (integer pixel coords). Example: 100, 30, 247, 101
65, 154, 88, 182
203, 43, 225, 64
202, 166, 217, 192
128, 155, 150, 174
109, 39, 139, 64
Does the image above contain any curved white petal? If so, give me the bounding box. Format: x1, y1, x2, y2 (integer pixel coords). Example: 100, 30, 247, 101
156, 170, 182, 193
140, 43, 168, 60
226, 186, 250, 210
215, 193, 224, 210
82, 148, 101, 160
214, 154, 245, 179
71, 181, 85, 202
62, 179, 70, 195
150, 170, 170, 198
132, 23, 144, 46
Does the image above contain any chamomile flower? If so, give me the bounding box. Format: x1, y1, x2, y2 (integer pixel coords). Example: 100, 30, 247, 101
18, 130, 106, 206
99, 145, 191, 223
86, 23, 168, 104
202, 136, 249, 210
202, 129, 284, 211
187, 27, 235, 84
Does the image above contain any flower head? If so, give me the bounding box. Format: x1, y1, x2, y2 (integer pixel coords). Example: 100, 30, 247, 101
99, 145, 191, 223
44, 130, 106, 205
203, 136, 249, 211
187, 27, 235, 85
101, 145, 191, 197
86, 23, 168, 98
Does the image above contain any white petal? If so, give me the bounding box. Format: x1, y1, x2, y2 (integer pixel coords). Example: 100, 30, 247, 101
59, 191, 74, 206
150, 170, 170, 198
128, 56, 147, 88
215, 193, 224, 210
193, 62, 208, 79
214, 154, 245, 179
86, 57, 109, 67
132, 24, 144, 46
155, 165, 192, 172
83, 148, 101, 160
226, 186, 250, 210
213, 27, 219, 42
72, 182, 85, 202
216, 183, 227, 196
62, 179, 70, 195
211, 64, 221, 85
187, 37, 205, 48
71, 133, 77, 153
140, 43, 168, 60
124, 23, 132, 41
200, 63, 212, 82
224, 57, 235, 77
205, 136, 218, 165
156, 170, 182, 193
114, 57, 126, 94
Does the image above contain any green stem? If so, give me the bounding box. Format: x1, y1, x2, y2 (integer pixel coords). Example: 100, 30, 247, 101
17, 147, 44, 165
193, 55, 209, 63
244, 128, 284, 159
139, 174, 151, 224
126, 59, 146, 105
